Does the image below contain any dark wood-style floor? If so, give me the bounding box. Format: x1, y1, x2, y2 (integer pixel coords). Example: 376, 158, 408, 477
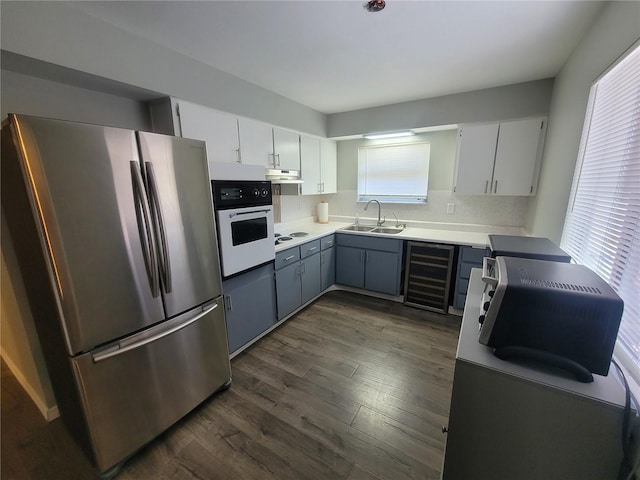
1, 291, 461, 480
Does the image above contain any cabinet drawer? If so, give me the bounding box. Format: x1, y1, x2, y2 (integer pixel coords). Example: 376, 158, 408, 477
320, 234, 335, 250
461, 246, 488, 263
275, 247, 300, 269
300, 239, 321, 259
336, 233, 401, 253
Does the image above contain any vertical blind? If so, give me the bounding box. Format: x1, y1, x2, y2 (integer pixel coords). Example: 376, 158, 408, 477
358, 142, 430, 202
560, 42, 640, 381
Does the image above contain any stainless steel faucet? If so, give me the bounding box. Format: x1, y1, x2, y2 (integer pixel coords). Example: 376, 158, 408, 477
364, 199, 385, 226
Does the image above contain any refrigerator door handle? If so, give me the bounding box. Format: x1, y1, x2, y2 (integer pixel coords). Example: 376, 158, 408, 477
130, 161, 160, 298
145, 162, 172, 293
92, 303, 219, 363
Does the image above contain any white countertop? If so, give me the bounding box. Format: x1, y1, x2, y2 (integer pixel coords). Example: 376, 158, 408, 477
275, 220, 350, 252
274, 218, 497, 252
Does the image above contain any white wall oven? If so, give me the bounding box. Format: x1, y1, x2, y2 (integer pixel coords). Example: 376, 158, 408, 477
212, 180, 275, 278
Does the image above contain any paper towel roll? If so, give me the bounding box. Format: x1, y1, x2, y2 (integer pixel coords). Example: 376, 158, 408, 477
317, 201, 329, 224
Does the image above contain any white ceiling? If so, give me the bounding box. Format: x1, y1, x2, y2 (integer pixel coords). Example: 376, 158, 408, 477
67, 1, 605, 115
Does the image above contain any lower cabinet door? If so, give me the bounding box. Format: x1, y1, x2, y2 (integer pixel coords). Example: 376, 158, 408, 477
301, 253, 321, 304
320, 247, 335, 291
276, 262, 302, 320
223, 264, 277, 354
365, 249, 400, 295
336, 246, 365, 288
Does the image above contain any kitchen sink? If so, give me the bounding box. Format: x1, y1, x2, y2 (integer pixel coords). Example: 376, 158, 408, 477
342, 225, 375, 232
371, 227, 405, 234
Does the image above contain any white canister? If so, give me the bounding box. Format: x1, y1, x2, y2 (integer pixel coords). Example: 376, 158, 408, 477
317, 201, 329, 224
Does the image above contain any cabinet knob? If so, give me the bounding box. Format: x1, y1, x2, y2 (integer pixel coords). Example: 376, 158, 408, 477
442, 426, 448, 433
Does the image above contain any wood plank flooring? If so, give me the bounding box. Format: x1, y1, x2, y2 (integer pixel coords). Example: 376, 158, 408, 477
1, 291, 461, 480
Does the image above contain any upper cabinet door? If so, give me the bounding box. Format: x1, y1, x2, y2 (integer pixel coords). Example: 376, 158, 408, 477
300, 134, 321, 194
320, 139, 337, 194
492, 117, 546, 196
176, 100, 240, 168
238, 117, 274, 167
273, 127, 300, 170
453, 123, 499, 195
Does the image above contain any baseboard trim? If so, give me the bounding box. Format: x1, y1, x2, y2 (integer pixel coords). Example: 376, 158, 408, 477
1, 349, 59, 422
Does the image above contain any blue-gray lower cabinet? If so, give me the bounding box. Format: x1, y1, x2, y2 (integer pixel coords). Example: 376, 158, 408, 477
335, 233, 403, 296
453, 245, 489, 309
335, 245, 365, 288
301, 253, 321, 304
275, 238, 323, 320
320, 247, 335, 291
275, 260, 302, 321
222, 263, 277, 354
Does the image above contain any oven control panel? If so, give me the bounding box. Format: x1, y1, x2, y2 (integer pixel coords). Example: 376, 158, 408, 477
212, 180, 272, 209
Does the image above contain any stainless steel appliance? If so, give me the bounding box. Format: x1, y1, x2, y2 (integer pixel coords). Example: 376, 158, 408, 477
479, 256, 623, 381
212, 180, 275, 278
1, 114, 231, 475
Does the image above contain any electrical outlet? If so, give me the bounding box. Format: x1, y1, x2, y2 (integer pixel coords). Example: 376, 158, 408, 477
447, 203, 455, 215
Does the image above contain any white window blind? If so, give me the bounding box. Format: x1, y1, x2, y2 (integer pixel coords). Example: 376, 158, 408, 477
560, 42, 640, 382
358, 142, 430, 203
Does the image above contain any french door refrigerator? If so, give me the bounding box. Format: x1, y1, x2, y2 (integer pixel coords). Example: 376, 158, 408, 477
1, 114, 231, 475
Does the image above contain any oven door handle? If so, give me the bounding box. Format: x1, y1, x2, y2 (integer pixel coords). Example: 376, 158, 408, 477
228, 208, 272, 218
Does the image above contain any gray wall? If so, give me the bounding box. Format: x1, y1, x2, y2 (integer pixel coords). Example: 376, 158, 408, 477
526, 1, 640, 243
327, 79, 554, 137
1, 70, 151, 129
0, 1, 327, 137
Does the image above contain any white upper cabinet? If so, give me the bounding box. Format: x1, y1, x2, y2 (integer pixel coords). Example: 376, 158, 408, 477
453, 123, 499, 195
319, 139, 337, 194
175, 99, 240, 164
300, 135, 321, 195
453, 117, 546, 196
493, 118, 546, 196
150, 97, 325, 179
273, 127, 300, 171
237, 117, 273, 167
300, 136, 337, 195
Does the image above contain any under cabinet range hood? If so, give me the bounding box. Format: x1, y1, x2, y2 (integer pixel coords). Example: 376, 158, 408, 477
266, 168, 303, 184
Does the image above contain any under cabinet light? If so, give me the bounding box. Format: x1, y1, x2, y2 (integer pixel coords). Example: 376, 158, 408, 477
363, 130, 415, 140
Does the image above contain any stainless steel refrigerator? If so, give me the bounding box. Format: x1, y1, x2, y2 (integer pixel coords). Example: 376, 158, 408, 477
1, 114, 231, 475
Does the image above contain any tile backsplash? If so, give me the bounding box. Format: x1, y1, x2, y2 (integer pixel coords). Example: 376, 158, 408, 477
276, 189, 531, 229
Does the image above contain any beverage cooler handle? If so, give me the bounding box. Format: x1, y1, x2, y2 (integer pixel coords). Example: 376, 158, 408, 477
145, 162, 172, 293
130, 162, 160, 298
